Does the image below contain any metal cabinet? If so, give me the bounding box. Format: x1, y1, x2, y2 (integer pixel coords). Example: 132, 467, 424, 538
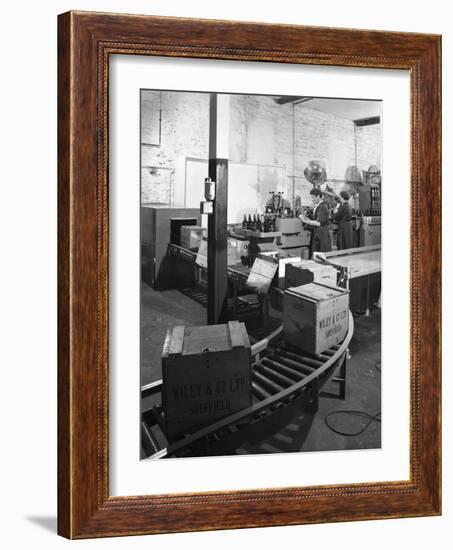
141, 206, 201, 288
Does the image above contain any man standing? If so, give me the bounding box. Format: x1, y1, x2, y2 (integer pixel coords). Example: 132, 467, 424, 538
299, 187, 332, 256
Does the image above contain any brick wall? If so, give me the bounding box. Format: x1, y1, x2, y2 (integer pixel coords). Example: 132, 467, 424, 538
140, 91, 381, 207
355, 124, 381, 175
293, 104, 357, 204
141, 90, 209, 205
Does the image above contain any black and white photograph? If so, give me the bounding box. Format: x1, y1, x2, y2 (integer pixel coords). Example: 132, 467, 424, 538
140, 90, 382, 459
1, 0, 446, 545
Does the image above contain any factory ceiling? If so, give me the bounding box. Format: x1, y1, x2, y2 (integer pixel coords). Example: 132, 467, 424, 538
273, 95, 381, 123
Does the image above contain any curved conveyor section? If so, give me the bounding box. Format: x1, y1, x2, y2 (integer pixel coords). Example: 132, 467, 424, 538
142, 312, 354, 459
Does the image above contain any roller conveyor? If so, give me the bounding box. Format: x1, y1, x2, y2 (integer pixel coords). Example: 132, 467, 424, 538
141, 312, 354, 459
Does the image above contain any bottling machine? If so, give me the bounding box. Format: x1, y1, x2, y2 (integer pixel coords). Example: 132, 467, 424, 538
357, 167, 381, 247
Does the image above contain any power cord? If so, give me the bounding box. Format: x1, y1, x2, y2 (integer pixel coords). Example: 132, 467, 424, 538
324, 360, 381, 438
324, 410, 381, 437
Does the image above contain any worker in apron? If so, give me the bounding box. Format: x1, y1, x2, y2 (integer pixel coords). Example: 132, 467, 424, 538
299, 187, 332, 256
334, 190, 353, 250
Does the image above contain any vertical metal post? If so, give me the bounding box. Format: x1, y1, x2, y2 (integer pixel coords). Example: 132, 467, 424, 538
339, 354, 347, 400
207, 93, 230, 325
366, 274, 371, 317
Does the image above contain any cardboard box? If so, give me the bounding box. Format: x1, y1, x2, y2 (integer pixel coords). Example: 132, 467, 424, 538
162, 321, 252, 437
284, 260, 338, 289
283, 283, 349, 355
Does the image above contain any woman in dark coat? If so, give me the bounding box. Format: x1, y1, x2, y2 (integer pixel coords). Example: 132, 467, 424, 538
299, 187, 332, 256
334, 190, 353, 250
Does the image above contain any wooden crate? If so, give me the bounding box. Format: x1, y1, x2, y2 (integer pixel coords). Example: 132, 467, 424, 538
180, 225, 206, 250
284, 260, 338, 289
195, 238, 241, 268
258, 251, 301, 288
246, 256, 278, 294
283, 283, 349, 356
162, 321, 251, 438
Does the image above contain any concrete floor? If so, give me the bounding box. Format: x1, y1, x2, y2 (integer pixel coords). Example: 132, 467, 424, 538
140, 284, 206, 386
141, 283, 381, 454
232, 311, 381, 454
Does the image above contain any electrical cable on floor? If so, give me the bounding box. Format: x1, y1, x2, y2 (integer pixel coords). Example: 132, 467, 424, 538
324, 410, 381, 437
324, 360, 381, 437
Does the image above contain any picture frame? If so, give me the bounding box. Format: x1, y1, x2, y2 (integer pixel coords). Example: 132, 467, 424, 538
57, 10, 441, 539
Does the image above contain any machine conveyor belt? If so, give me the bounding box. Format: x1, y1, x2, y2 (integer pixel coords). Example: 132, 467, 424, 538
141, 312, 354, 459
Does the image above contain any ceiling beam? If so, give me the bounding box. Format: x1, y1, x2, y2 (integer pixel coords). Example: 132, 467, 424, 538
354, 116, 380, 126
273, 96, 313, 105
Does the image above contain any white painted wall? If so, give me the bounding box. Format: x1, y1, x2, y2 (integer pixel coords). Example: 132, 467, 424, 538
141, 91, 381, 210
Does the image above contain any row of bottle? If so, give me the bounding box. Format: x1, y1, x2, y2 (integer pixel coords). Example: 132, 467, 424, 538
242, 214, 277, 233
